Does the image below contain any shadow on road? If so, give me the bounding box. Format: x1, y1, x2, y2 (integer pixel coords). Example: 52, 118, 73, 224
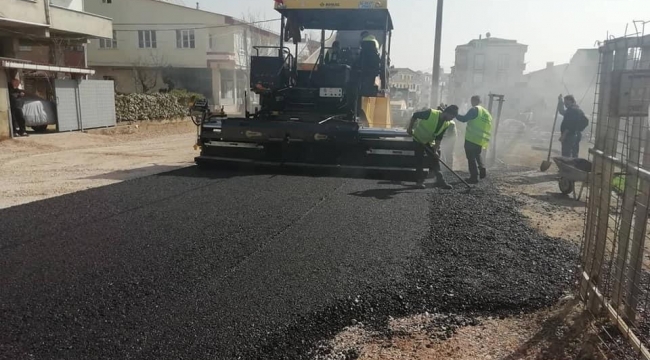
502, 299, 603, 360
161, 163, 419, 183
84, 164, 188, 181
348, 184, 419, 200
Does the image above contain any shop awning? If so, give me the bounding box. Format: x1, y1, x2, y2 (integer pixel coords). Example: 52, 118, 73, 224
1, 60, 94, 75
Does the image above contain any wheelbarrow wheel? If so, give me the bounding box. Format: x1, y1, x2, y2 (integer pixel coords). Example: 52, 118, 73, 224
559, 178, 575, 195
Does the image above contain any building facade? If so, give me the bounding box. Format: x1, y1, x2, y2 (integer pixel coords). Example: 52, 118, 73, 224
389, 67, 436, 110
0, 0, 113, 138
85, 0, 280, 113
449, 33, 527, 113
521, 49, 599, 125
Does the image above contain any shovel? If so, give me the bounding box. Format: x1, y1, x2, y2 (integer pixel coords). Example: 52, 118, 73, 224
422, 145, 472, 190
540, 105, 561, 172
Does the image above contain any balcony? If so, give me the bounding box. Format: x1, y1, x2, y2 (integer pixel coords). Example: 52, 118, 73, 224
49, 5, 113, 39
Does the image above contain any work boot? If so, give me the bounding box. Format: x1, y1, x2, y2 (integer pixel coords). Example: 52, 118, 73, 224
466, 177, 479, 184
479, 167, 487, 179
434, 173, 453, 190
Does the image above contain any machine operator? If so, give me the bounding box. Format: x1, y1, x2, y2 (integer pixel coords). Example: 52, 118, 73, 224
407, 105, 460, 190
324, 41, 341, 65
456, 95, 493, 184
358, 31, 380, 96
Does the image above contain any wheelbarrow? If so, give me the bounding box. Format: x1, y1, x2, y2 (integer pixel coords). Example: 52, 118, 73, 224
553, 157, 591, 200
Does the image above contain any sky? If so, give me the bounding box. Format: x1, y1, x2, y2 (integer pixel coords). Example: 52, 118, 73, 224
196, 0, 650, 73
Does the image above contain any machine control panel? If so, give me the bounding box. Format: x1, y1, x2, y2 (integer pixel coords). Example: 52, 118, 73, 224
319, 88, 344, 98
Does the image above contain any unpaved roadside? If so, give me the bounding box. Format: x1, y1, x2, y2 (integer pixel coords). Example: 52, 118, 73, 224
0, 120, 197, 209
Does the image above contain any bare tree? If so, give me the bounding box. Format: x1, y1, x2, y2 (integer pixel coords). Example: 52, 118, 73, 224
131, 51, 168, 93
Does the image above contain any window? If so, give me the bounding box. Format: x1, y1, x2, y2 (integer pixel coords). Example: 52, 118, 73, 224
100, 30, 117, 49
18, 40, 32, 52
474, 54, 485, 70
208, 34, 216, 50
138, 30, 157, 49
473, 72, 484, 84
176, 29, 195, 49
102, 0, 112, 3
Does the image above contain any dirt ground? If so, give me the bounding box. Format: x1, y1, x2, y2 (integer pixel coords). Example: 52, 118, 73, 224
0, 119, 197, 209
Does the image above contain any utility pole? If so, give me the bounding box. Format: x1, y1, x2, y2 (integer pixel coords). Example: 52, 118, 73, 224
430, 0, 444, 107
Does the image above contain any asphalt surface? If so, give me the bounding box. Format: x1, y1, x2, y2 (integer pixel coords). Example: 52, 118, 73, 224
0, 166, 578, 359
0, 167, 430, 359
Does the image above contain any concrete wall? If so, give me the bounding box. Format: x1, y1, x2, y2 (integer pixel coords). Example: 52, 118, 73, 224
0, 70, 10, 139
5, 0, 47, 25
49, 5, 113, 39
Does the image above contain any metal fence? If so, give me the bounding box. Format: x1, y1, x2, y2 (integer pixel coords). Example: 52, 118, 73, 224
580, 21, 650, 359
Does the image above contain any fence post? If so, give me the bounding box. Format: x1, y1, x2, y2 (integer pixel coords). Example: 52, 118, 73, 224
586, 48, 628, 314
623, 46, 650, 321
581, 49, 613, 301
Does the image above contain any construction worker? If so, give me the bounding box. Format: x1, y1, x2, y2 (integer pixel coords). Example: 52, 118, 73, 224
358, 31, 380, 96
407, 105, 459, 189
456, 95, 493, 184
558, 94, 588, 158
360, 31, 379, 52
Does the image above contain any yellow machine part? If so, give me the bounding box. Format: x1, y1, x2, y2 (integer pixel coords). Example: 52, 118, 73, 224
362, 96, 392, 128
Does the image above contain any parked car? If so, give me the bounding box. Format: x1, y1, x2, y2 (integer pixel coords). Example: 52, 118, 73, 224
20, 95, 57, 132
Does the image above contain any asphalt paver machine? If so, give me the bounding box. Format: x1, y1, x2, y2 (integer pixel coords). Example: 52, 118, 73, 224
194, 0, 422, 173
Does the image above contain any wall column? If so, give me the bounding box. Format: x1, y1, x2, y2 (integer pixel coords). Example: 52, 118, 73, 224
0, 69, 11, 139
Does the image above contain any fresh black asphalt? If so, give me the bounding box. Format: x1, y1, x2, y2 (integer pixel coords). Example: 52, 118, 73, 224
0, 167, 577, 359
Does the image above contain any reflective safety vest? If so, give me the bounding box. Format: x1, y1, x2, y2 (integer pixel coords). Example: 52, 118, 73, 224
413, 110, 452, 145
465, 105, 492, 148
362, 35, 380, 51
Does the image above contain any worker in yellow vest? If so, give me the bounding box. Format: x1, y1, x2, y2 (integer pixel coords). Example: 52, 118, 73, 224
360, 31, 379, 52
359, 31, 380, 96
456, 95, 493, 184
407, 105, 459, 189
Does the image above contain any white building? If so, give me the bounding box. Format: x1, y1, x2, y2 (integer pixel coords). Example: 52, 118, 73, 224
449, 33, 528, 110
85, 0, 280, 113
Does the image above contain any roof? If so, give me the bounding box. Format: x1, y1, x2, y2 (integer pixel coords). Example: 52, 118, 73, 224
390, 68, 419, 76
275, 0, 393, 31
525, 63, 569, 77
457, 36, 527, 49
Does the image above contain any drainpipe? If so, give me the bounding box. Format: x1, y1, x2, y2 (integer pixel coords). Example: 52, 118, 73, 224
44, 0, 52, 27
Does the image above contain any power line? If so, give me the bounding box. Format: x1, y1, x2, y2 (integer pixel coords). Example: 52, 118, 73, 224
111, 18, 281, 33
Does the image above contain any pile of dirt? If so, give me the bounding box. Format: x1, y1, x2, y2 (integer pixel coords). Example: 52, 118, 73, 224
240, 178, 579, 359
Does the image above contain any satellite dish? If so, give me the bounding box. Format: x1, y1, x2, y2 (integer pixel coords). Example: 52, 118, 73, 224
486, 32, 491, 38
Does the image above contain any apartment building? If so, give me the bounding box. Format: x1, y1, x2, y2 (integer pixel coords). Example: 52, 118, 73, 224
0, 0, 113, 138
449, 33, 527, 110
85, 0, 280, 113
389, 67, 436, 110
